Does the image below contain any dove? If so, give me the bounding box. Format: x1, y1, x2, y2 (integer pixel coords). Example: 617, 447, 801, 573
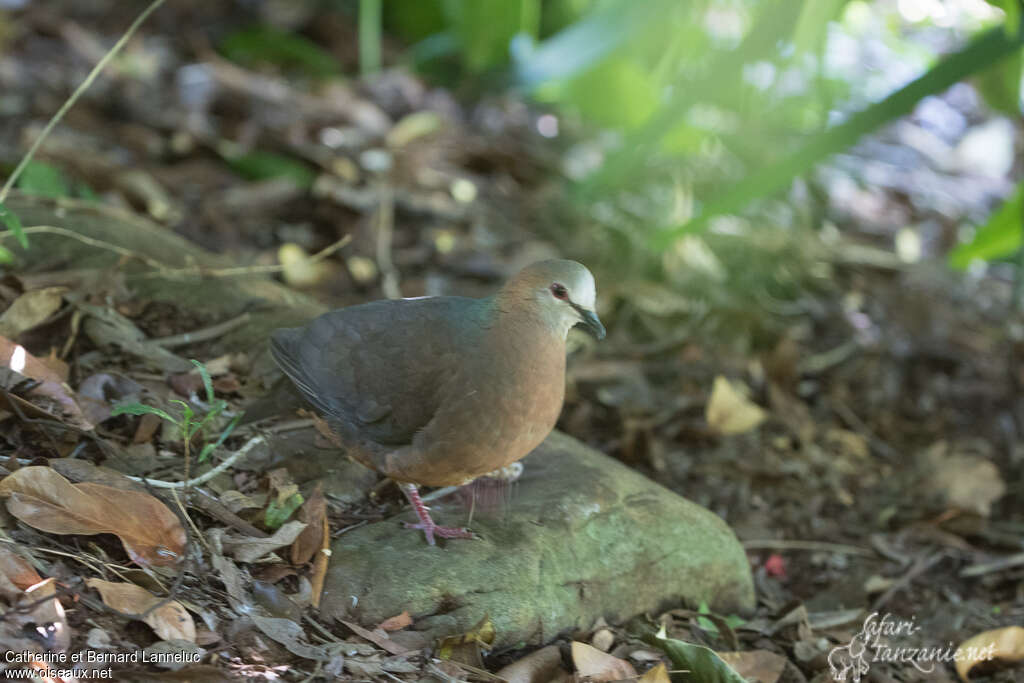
267, 260, 604, 545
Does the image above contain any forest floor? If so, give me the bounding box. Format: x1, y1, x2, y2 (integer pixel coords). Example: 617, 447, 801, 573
0, 2, 1021, 682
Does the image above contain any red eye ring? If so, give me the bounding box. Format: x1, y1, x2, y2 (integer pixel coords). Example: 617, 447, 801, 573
550, 283, 568, 300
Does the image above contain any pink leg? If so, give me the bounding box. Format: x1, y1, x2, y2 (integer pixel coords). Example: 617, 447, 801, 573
400, 483, 475, 546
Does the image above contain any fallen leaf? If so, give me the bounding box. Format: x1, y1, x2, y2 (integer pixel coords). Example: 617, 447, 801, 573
571, 641, 637, 682
650, 627, 746, 683
251, 614, 330, 661
221, 520, 307, 563
378, 611, 413, 632
0, 545, 42, 598
638, 662, 670, 683
924, 442, 1006, 516
22, 577, 70, 650
342, 619, 410, 655
496, 645, 566, 683
706, 376, 766, 435
309, 510, 330, 609
0, 336, 91, 429
718, 650, 787, 683
956, 625, 1024, 681
0, 466, 185, 566
0, 287, 65, 337
86, 578, 195, 642
290, 484, 326, 565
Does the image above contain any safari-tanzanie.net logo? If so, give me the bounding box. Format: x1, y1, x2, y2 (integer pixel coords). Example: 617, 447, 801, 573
828, 612, 996, 681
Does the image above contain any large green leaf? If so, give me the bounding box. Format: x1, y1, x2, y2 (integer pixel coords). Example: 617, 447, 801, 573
655, 16, 1024, 246
974, 49, 1022, 115
644, 625, 746, 683
950, 182, 1023, 269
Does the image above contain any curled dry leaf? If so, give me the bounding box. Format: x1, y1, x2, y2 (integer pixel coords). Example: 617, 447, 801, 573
706, 376, 766, 435
290, 484, 326, 565
0, 335, 91, 429
571, 641, 637, 682
86, 578, 196, 643
496, 645, 567, 683
378, 611, 413, 632
0, 466, 185, 567
956, 625, 1024, 681
22, 577, 71, 651
221, 520, 307, 563
0, 545, 42, 599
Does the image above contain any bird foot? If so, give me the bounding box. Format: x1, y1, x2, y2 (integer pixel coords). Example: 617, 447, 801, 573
403, 521, 476, 546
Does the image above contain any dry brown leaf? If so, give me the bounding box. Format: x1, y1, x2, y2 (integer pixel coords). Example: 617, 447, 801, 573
718, 650, 787, 683
378, 611, 413, 632
571, 641, 637, 682
86, 578, 195, 642
290, 484, 326, 565
22, 577, 70, 650
0, 336, 91, 429
0, 467, 185, 566
924, 442, 1006, 516
342, 619, 410, 655
221, 520, 307, 563
638, 662, 670, 683
0, 287, 65, 338
956, 625, 1024, 681
309, 510, 330, 609
0, 545, 42, 595
496, 645, 566, 683
706, 376, 766, 435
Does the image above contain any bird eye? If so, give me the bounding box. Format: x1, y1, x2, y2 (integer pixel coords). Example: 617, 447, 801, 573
550, 283, 568, 300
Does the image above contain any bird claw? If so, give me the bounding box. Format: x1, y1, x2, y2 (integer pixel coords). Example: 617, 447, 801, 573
403, 521, 476, 546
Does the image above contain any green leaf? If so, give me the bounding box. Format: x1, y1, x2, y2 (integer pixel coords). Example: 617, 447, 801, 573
650, 625, 747, 683
974, 49, 1021, 115
793, 0, 851, 54
111, 402, 177, 425
16, 161, 71, 199
515, 0, 669, 88
220, 25, 339, 78
265, 492, 304, 530
191, 359, 216, 404
0, 202, 28, 249
562, 57, 658, 128
656, 17, 1024, 246
442, 0, 540, 72
225, 150, 316, 188
198, 414, 240, 463
950, 182, 1024, 268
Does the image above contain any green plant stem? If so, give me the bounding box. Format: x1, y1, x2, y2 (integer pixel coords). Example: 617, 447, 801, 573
0, 0, 167, 206
359, 0, 383, 76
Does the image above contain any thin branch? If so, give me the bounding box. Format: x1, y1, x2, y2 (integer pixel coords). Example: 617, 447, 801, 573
0, 0, 168, 204
124, 435, 265, 489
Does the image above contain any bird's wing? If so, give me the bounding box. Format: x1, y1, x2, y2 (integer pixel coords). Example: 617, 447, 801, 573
270, 297, 485, 447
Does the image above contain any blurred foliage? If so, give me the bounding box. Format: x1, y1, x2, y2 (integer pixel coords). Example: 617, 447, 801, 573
220, 25, 340, 78
376, 0, 1024, 269
16, 161, 71, 198
223, 150, 316, 188
950, 181, 1023, 269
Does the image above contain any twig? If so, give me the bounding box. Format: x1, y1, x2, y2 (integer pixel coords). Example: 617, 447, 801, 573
147, 313, 251, 348
872, 551, 946, 610
375, 184, 401, 299
960, 551, 1024, 578
125, 435, 265, 489
0, 225, 351, 280
743, 539, 876, 557
0, 0, 167, 205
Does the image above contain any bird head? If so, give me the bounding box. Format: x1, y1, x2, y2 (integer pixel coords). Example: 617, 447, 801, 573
504, 260, 605, 340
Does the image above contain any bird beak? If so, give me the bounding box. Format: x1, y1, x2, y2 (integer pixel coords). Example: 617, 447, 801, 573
572, 304, 606, 340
